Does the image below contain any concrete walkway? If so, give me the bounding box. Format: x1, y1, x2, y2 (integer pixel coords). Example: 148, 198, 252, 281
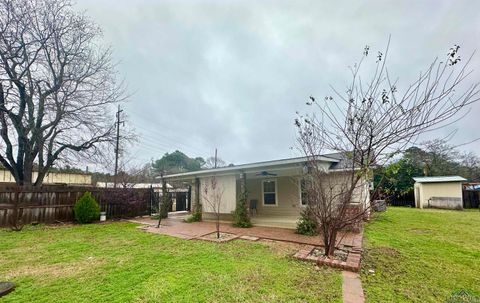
342, 271, 365, 303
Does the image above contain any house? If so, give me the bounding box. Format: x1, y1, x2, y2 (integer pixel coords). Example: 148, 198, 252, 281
162, 154, 370, 228
413, 176, 466, 209
0, 169, 92, 185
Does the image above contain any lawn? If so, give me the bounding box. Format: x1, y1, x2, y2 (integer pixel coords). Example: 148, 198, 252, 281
0, 222, 341, 303
362, 207, 480, 303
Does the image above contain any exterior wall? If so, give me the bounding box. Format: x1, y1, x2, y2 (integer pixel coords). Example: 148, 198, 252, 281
0, 170, 91, 185
245, 172, 370, 219
322, 172, 370, 204
246, 176, 303, 218
200, 175, 237, 214
415, 182, 463, 209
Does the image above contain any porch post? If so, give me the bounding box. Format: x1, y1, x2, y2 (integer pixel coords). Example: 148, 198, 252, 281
240, 172, 247, 193
194, 177, 200, 212
161, 176, 168, 218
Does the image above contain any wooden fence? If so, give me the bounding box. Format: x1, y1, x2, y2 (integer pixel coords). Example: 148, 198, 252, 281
0, 185, 152, 228
463, 190, 480, 209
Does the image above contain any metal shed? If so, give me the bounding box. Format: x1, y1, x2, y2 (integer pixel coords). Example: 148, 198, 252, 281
413, 176, 466, 209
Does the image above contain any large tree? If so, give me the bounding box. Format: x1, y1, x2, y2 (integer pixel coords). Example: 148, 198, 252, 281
296, 42, 479, 257
152, 150, 205, 175
0, 0, 124, 185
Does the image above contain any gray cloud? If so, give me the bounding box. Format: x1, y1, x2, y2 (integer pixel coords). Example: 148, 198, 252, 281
76, 0, 480, 167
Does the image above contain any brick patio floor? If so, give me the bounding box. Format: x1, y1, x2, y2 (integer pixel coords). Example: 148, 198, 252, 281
129, 216, 363, 249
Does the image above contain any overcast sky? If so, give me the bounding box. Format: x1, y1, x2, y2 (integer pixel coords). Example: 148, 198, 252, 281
76, 0, 480, 168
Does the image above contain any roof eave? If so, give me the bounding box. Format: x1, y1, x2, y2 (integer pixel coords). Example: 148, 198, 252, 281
159, 155, 340, 180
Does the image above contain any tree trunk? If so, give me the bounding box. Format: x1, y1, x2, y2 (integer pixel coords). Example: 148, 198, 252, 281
327, 230, 338, 257
216, 214, 220, 239
323, 227, 338, 257
22, 161, 33, 186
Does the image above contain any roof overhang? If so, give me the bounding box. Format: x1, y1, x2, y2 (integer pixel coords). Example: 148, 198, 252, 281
159, 155, 340, 181
413, 176, 467, 183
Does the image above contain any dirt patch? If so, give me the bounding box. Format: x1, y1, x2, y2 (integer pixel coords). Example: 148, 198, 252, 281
3, 256, 107, 281
199, 232, 238, 243
372, 246, 400, 257
409, 228, 432, 235
257, 239, 309, 257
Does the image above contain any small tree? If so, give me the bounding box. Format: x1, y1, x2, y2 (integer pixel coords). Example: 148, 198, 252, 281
156, 178, 172, 228
202, 176, 224, 238
296, 41, 479, 257
74, 192, 100, 224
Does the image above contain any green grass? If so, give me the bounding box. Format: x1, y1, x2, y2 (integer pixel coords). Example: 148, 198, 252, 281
0, 222, 341, 303
362, 207, 480, 303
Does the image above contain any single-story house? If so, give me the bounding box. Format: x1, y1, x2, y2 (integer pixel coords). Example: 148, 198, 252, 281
413, 176, 466, 209
162, 154, 370, 228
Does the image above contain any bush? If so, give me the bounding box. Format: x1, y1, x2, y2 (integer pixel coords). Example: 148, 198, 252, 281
184, 211, 202, 223
296, 208, 318, 236
74, 192, 100, 224
233, 190, 252, 228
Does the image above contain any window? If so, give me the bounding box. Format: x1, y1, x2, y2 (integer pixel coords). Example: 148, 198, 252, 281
300, 178, 307, 206
262, 180, 277, 205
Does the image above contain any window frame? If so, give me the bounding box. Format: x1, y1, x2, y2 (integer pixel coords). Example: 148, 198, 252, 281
262, 179, 278, 206
299, 178, 308, 207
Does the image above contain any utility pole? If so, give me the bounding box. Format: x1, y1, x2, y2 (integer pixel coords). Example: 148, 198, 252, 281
214, 148, 217, 168
113, 105, 124, 188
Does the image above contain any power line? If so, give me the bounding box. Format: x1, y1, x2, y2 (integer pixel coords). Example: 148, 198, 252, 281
135, 124, 210, 155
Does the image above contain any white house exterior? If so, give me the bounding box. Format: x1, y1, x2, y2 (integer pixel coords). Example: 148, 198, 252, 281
163, 154, 370, 228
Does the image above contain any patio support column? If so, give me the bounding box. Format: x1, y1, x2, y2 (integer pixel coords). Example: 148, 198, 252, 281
160, 176, 169, 218
240, 172, 247, 193
194, 177, 200, 212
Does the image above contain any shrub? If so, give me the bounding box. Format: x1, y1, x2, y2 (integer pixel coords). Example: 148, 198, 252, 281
233, 190, 252, 228
74, 192, 100, 224
184, 211, 202, 223
296, 208, 318, 236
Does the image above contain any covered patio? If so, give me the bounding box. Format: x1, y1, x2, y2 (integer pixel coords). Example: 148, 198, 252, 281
162, 155, 348, 228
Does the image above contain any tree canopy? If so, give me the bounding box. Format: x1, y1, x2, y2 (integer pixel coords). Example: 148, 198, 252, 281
152, 150, 205, 174
376, 141, 480, 198
0, 0, 124, 185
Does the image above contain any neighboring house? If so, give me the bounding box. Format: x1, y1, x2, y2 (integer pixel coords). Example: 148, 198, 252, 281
163, 154, 370, 228
0, 169, 92, 185
413, 176, 466, 209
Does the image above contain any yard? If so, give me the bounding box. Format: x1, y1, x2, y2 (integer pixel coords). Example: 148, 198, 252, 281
0, 222, 341, 303
362, 207, 480, 302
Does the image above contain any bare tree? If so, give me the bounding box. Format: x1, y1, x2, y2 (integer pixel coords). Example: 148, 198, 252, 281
202, 176, 224, 239
0, 0, 125, 185
296, 40, 479, 257
203, 156, 226, 169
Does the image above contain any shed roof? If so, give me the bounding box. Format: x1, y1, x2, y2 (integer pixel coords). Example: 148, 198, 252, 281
413, 176, 467, 183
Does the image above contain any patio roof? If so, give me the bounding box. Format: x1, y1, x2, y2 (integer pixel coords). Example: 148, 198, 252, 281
160, 155, 341, 180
